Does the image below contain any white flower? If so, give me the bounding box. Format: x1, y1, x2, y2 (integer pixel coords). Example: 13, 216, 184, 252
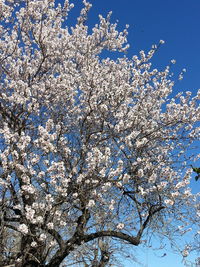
55, 210, 61, 217
25, 208, 35, 221
18, 224, 28, 234
117, 223, 124, 230
164, 199, 174, 206
149, 173, 157, 183
87, 199, 95, 208
136, 138, 147, 148
32, 202, 39, 209
60, 221, 67, 226
47, 222, 54, 229
31, 241, 37, 247
138, 186, 146, 196
171, 192, 179, 198
36, 216, 44, 224
178, 74, 183, 80
175, 181, 185, 189
73, 193, 78, 198
39, 203, 45, 209
182, 249, 189, 257
39, 233, 47, 241
109, 204, 114, 211
184, 189, 192, 197
50, 240, 57, 247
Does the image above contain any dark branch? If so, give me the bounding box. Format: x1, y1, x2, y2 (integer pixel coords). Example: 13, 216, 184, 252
83, 230, 140, 246
137, 205, 165, 240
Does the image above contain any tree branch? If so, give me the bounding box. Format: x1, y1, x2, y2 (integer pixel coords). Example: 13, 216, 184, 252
137, 205, 165, 240
83, 230, 140, 246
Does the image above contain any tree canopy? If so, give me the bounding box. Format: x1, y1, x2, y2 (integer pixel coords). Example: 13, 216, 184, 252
0, 0, 199, 266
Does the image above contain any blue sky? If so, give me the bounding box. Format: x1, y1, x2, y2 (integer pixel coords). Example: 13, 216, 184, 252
60, 0, 200, 266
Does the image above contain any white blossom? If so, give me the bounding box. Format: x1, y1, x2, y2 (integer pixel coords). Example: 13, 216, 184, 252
18, 224, 28, 234
117, 223, 124, 230
31, 241, 37, 248
47, 222, 54, 229
87, 199, 95, 208
164, 199, 174, 206
39, 233, 47, 241
182, 249, 189, 257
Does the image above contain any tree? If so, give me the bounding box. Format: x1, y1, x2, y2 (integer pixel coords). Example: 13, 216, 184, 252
0, 0, 200, 266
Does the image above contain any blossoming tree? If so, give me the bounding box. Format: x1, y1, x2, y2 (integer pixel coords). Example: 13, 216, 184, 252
0, 0, 199, 266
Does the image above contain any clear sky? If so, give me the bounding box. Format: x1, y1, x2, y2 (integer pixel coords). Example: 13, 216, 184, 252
59, 0, 200, 266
